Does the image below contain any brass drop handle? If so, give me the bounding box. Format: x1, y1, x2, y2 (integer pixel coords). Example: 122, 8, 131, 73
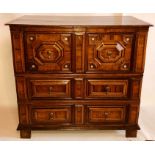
49, 86, 53, 95
47, 50, 52, 58
104, 112, 109, 116
49, 112, 54, 120
47, 50, 52, 54
105, 86, 111, 92
103, 112, 109, 120
107, 50, 112, 56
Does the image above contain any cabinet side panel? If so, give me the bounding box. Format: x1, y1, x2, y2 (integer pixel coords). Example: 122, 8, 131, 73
18, 104, 30, 125
130, 78, 142, 99
16, 77, 27, 101
134, 30, 148, 73
10, 27, 25, 73
128, 104, 140, 125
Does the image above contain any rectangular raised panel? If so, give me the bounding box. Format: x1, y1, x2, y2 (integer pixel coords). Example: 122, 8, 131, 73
29, 79, 71, 99
86, 33, 134, 72
87, 106, 126, 123
75, 105, 84, 125
75, 33, 85, 73
25, 33, 72, 73
74, 78, 84, 99
32, 107, 72, 124
86, 79, 128, 98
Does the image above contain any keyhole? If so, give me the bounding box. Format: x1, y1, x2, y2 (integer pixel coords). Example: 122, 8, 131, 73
105, 86, 110, 92
49, 112, 54, 120
103, 112, 109, 120
49, 86, 53, 95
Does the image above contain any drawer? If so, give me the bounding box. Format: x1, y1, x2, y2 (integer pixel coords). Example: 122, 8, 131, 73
28, 79, 72, 99
87, 106, 126, 123
86, 79, 128, 98
31, 106, 72, 124
25, 33, 72, 73
86, 33, 134, 72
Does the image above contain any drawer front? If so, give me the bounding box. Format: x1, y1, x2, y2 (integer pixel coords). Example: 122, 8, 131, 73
28, 79, 71, 99
25, 33, 72, 73
32, 106, 72, 124
87, 106, 126, 123
86, 33, 134, 72
86, 79, 128, 98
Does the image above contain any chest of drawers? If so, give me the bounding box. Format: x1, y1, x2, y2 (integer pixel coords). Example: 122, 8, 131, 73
6, 16, 151, 138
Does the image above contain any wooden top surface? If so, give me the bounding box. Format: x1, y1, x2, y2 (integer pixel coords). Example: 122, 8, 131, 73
6, 15, 152, 26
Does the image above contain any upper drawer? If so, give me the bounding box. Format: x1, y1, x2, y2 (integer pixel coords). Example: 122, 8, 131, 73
86, 33, 135, 72
28, 79, 72, 99
86, 79, 128, 99
25, 33, 72, 73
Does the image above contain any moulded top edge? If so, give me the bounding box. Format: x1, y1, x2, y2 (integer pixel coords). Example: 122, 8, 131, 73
5, 15, 153, 27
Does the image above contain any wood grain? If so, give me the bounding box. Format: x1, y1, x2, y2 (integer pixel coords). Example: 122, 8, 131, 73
7, 16, 151, 138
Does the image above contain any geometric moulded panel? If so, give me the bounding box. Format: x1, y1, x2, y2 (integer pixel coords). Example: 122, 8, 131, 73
87, 33, 134, 72
34, 42, 63, 64
26, 33, 72, 72
95, 42, 125, 63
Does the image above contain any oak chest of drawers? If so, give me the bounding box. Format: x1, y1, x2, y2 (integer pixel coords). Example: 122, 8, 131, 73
6, 16, 151, 138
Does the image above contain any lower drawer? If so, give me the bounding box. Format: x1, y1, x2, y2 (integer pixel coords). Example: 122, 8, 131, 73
86, 105, 126, 123
31, 106, 72, 124
30, 102, 128, 126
